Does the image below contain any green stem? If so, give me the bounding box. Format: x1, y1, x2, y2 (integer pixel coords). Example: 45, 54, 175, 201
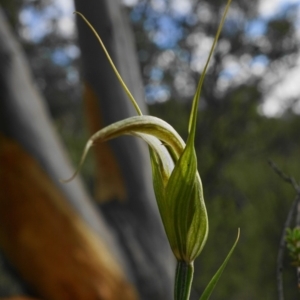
175, 261, 194, 300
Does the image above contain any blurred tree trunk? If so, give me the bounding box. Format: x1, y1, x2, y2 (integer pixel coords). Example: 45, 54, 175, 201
0, 0, 174, 298
0, 5, 136, 300
74, 0, 174, 298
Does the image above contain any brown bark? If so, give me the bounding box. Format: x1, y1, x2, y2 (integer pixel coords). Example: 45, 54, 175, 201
0, 6, 136, 299
0, 136, 137, 300
83, 83, 127, 202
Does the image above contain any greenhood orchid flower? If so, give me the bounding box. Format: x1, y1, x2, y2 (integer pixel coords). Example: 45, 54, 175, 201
65, 112, 208, 263
65, 2, 239, 299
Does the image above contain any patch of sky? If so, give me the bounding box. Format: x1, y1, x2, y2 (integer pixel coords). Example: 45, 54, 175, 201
292, 99, 300, 114
52, 49, 71, 66
170, 0, 192, 19
223, 19, 241, 37
251, 54, 269, 66
219, 54, 269, 82
152, 16, 183, 48
143, 16, 155, 31
66, 45, 80, 59
130, 1, 147, 23
123, 0, 139, 7
176, 49, 190, 63
157, 50, 175, 68
134, 0, 186, 49
259, 0, 300, 18
52, 46, 80, 66
151, 0, 167, 13
246, 19, 267, 37
185, 13, 198, 26
250, 54, 269, 76
19, 6, 54, 42
67, 66, 79, 84
279, 2, 300, 17
53, 0, 74, 15
150, 67, 164, 81
145, 84, 170, 103
219, 65, 240, 80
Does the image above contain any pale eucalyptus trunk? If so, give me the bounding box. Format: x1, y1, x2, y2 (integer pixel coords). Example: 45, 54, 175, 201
0, 5, 132, 299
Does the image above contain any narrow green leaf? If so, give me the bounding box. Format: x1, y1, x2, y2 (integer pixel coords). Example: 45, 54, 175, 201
199, 229, 240, 300
188, 0, 232, 142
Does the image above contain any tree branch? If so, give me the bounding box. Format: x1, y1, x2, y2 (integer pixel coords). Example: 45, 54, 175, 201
268, 159, 300, 300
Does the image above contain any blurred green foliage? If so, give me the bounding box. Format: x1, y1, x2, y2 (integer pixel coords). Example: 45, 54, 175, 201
286, 228, 300, 267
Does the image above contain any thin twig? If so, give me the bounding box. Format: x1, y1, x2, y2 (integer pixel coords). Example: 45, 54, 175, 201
268, 159, 300, 300
268, 159, 300, 192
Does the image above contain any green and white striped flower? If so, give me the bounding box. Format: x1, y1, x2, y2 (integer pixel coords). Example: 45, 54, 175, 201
67, 1, 231, 263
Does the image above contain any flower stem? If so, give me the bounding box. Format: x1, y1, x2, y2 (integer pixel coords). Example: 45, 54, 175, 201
175, 261, 194, 300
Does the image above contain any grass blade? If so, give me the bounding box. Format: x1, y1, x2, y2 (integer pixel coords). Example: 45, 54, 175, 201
199, 228, 240, 300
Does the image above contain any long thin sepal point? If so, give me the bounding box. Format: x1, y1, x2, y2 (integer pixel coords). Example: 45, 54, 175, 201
60, 140, 93, 183
74, 11, 143, 116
